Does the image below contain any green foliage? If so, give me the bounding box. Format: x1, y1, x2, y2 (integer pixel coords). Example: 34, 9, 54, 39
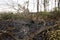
0, 12, 31, 20
0, 10, 59, 21
51, 7, 60, 18
37, 12, 51, 19
0, 13, 16, 20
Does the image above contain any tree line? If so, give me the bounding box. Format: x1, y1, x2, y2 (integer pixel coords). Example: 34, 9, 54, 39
4, 0, 60, 13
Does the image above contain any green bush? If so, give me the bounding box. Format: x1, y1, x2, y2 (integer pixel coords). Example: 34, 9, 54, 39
0, 13, 23, 20
0, 12, 31, 20
0, 11, 59, 21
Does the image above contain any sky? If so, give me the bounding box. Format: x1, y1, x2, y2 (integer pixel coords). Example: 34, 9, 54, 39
0, 0, 58, 12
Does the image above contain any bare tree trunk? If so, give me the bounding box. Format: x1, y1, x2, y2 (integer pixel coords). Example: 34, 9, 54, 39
55, 0, 56, 10
44, 0, 49, 12
37, 0, 39, 13
24, 0, 29, 14
58, 0, 60, 10
44, 0, 46, 12
55, 0, 56, 7
36, 0, 39, 22
47, 0, 49, 11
